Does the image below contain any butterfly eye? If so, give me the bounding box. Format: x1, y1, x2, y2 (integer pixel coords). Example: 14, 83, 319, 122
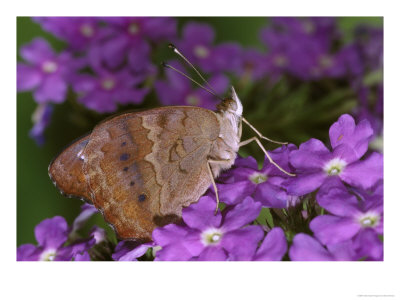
218, 99, 238, 112
228, 100, 238, 111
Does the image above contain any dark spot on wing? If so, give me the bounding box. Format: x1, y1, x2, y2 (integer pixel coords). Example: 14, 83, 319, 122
121, 141, 127, 147
130, 181, 135, 186
120, 153, 130, 161
123, 167, 129, 172
138, 193, 146, 202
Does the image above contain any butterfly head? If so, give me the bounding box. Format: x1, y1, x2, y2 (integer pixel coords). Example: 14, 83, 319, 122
217, 86, 243, 117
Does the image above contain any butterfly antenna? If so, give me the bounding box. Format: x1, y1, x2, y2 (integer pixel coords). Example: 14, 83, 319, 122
168, 43, 222, 100
161, 62, 224, 101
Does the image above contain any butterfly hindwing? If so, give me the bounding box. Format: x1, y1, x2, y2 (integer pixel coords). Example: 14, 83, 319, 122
48, 135, 92, 203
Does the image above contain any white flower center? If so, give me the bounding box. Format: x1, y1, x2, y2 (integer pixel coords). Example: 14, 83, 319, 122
128, 23, 140, 35
274, 55, 287, 67
249, 172, 267, 184
80, 24, 94, 37
323, 158, 347, 176
101, 78, 115, 91
358, 212, 380, 228
42, 61, 58, 73
302, 20, 315, 34
194, 45, 209, 58
201, 228, 223, 246
40, 249, 57, 261
319, 55, 333, 69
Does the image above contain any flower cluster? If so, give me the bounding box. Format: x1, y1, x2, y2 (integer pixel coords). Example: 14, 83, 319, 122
19, 113, 382, 261
18, 17, 176, 144
18, 17, 383, 145
17, 204, 108, 261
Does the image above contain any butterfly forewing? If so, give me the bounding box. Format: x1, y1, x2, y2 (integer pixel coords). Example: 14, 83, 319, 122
81, 107, 220, 241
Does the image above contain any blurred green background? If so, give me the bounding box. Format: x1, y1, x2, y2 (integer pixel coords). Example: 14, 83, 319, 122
17, 17, 383, 246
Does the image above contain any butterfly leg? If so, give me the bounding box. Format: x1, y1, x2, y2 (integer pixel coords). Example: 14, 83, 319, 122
207, 159, 231, 214
242, 117, 288, 145
239, 137, 295, 176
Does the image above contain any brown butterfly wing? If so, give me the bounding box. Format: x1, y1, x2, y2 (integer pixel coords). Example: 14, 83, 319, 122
48, 135, 92, 203
82, 107, 220, 241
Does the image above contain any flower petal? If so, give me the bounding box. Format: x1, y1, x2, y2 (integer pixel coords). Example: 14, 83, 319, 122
112, 241, 154, 261
17, 244, 41, 261
340, 152, 383, 190
20, 38, 55, 64
17, 63, 41, 91
326, 240, 358, 261
210, 43, 242, 72
182, 196, 222, 231
33, 75, 67, 103
74, 252, 91, 261
329, 114, 373, 159
289, 138, 330, 171
353, 228, 383, 260
221, 196, 262, 231
155, 244, 195, 261
101, 35, 129, 69
310, 215, 361, 245
217, 180, 255, 206
234, 156, 259, 169
262, 144, 297, 177
332, 143, 359, 164
127, 41, 151, 72
152, 224, 190, 246
253, 182, 287, 208
289, 234, 334, 261
316, 185, 360, 217
222, 226, 264, 260
72, 204, 98, 233
152, 225, 204, 259
197, 247, 227, 261
34, 216, 69, 249
285, 172, 326, 196
253, 227, 287, 261
183, 22, 215, 45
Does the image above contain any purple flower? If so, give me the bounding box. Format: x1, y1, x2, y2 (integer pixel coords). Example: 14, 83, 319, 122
178, 22, 241, 73
33, 17, 103, 51
289, 233, 358, 261
152, 196, 263, 261
217, 145, 296, 208
309, 183, 383, 260
236, 48, 268, 81
29, 103, 53, 146
71, 66, 149, 113
71, 204, 98, 233
354, 25, 383, 72
285, 114, 382, 196
93, 17, 176, 71
355, 84, 383, 138
253, 227, 287, 261
112, 241, 154, 261
17, 216, 94, 261
155, 61, 228, 109
260, 17, 359, 80
17, 38, 80, 103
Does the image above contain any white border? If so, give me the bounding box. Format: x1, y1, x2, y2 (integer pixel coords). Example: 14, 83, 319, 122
3, 0, 399, 299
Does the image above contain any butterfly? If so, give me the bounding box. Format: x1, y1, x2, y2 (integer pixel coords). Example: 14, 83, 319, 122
49, 45, 294, 242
